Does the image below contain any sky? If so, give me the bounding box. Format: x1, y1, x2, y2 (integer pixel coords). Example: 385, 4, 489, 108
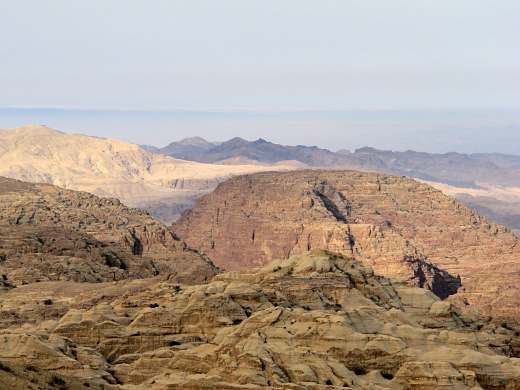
1, 1, 520, 152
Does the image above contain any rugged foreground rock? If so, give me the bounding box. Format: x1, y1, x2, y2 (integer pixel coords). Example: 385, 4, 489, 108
173, 170, 520, 320
0, 176, 218, 286
1, 252, 520, 389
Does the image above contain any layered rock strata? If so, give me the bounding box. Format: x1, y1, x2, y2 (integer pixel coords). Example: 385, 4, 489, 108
173, 170, 520, 319
1, 252, 520, 389
0, 176, 218, 285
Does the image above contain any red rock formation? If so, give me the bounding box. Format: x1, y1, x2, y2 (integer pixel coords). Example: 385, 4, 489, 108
173, 170, 520, 319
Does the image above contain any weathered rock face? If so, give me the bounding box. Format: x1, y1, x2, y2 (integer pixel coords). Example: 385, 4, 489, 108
0, 360, 108, 390
173, 170, 520, 320
0, 177, 218, 286
2, 252, 520, 389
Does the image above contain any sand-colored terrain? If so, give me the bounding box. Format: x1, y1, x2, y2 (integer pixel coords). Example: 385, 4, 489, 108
425, 180, 520, 234
0, 125, 293, 222
425, 181, 520, 204
2, 251, 520, 389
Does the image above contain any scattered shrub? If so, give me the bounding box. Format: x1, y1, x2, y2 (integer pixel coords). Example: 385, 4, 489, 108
381, 371, 394, 380
48, 376, 66, 387
0, 362, 12, 373
353, 367, 367, 376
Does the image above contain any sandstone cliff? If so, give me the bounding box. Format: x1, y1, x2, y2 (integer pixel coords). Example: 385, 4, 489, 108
1, 252, 520, 389
0, 176, 218, 286
173, 170, 520, 320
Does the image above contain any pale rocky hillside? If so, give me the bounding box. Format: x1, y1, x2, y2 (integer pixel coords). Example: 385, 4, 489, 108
426, 180, 520, 235
0, 176, 219, 286
0, 125, 290, 222
2, 252, 520, 389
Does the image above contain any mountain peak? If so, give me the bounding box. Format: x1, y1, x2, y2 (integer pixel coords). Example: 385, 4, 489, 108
175, 136, 212, 147
173, 169, 520, 319
227, 136, 248, 142
3, 124, 65, 136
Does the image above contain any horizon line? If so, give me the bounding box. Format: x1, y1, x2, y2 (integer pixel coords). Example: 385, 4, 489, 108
2, 123, 519, 158
4, 105, 520, 114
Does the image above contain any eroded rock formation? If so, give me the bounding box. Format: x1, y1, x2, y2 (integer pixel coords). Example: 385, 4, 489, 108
0, 176, 218, 286
1, 252, 520, 389
173, 170, 520, 320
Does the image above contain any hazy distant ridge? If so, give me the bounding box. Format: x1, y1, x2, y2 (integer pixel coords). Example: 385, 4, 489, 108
148, 136, 520, 187
148, 135, 520, 232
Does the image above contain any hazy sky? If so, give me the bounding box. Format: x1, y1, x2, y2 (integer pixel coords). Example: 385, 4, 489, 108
1, 1, 520, 152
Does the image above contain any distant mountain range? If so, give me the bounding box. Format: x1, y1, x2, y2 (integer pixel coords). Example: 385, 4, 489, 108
147, 136, 520, 185
141, 136, 216, 158
146, 136, 376, 168
147, 136, 520, 232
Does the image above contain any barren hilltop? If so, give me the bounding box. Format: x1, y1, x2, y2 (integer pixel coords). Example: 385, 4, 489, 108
174, 170, 520, 321
0, 176, 218, 286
